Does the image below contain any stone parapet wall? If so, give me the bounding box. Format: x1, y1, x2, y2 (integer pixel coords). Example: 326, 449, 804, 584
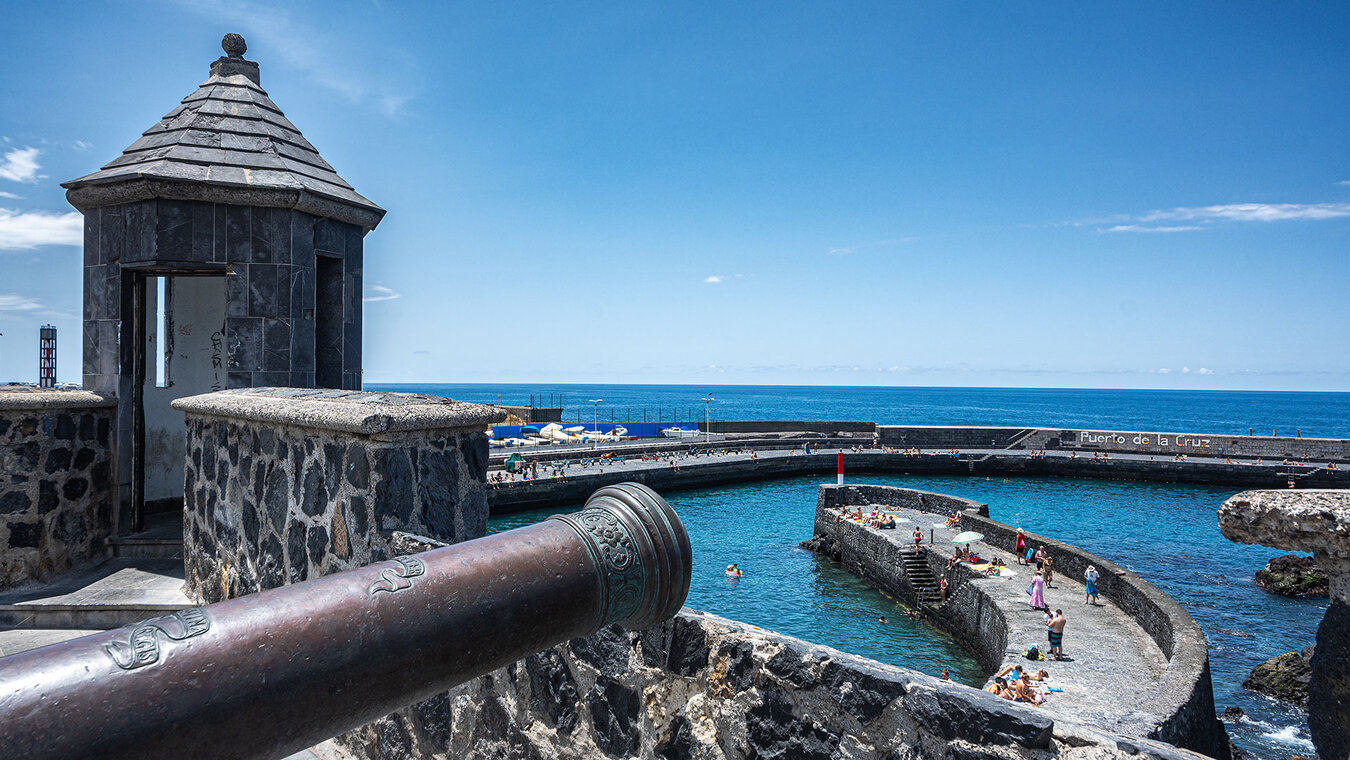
700, 420, 877, 435
0, 389, 115, 591
338, 609, 1208, 760
878, 426, 1032, 448
812, 484, 1227, 760
877, 424, 1350, 462
175, 388, 503, 602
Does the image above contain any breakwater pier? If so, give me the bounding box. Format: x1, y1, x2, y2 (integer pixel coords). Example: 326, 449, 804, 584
486, 422, 1350, 512
807, 484, 1227, 758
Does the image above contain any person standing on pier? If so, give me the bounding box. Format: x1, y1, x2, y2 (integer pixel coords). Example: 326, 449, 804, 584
1028, 571, 1046, 611
1084, 565, 1100, 605
1048, 609, 1067, 660
1015, 529, 1028, 564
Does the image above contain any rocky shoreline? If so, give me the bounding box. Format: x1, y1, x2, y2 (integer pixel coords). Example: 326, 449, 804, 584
1254, 554, 1328, 598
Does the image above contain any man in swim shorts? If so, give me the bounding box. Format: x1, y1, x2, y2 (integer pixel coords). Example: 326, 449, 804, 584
1047, 609, 1066, 660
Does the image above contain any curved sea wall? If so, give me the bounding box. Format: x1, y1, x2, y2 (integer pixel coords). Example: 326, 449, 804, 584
340, 609, 1212, 760
809, 484, 1228, 760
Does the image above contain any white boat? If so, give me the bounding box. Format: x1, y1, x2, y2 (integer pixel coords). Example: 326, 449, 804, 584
660, 427, 702, 440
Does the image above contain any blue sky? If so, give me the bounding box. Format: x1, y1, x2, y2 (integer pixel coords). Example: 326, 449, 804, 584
1, 2, 1347, 390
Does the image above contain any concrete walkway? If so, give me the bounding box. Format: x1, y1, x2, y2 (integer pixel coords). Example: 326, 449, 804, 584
834, 502, 1167, 733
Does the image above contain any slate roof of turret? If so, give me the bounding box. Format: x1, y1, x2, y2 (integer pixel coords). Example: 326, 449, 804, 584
63, 38, 383, 229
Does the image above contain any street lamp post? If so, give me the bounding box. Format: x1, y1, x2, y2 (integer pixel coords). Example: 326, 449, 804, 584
702, 394, 714, 444
589, 399, 603, 447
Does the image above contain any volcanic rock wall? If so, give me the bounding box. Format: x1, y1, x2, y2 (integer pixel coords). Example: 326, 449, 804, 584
337, 609, 1210, 760
0, 389, 115, 590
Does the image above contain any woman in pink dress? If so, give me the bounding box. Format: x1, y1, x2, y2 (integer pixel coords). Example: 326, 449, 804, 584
1028, 571, 1046, 611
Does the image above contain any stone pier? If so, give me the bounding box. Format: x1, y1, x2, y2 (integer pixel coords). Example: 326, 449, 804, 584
1219, 489, 1350, 760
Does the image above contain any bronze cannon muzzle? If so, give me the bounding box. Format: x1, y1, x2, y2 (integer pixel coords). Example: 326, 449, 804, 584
0, 482, 691, 760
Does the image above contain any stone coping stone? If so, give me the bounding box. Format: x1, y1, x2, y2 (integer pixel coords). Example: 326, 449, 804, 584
1219, 489, 1350, 559
0, 387, 115, 411
172, 387, 506, 435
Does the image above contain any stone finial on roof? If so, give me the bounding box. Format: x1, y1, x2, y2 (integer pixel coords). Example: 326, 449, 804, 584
222, 33, 247, 58
62, 34, 384, 231
210, 33, 262, 87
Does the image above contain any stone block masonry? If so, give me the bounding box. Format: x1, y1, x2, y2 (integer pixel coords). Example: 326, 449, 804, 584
0, 388, 115, 591
174, 388, 504, 602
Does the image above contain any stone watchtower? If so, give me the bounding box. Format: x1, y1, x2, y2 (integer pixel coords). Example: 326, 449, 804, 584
62, 34, 383, 531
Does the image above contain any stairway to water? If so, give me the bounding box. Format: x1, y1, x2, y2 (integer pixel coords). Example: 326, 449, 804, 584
900, 548, 944, 605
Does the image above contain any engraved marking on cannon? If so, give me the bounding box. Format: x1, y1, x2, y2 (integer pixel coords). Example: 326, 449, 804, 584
368, 556, 427, 595
103, 608, 212, 670
571, 507, 646, 624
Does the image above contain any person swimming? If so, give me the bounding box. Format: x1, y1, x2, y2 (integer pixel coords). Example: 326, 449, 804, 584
725, 564, 743, 577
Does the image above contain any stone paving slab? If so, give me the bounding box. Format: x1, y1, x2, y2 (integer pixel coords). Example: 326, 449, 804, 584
0, 627, 101, 657
843, 502, 1168, 733
0, 557, 191, 629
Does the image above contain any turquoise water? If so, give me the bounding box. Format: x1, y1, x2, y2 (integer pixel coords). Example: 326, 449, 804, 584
487, 473, 1323, 760
374, 383, 1350, 439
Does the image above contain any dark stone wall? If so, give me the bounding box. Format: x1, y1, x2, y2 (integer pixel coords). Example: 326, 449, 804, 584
0, 403, 114, 590
332, 609, 1204, 760
699, 420, 878, 434
81, 198, 365, 392
878, 425, 1350, 463
181, 414, 489, 603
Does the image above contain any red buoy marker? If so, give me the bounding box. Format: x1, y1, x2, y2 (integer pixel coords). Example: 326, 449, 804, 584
837, 451, 844, 485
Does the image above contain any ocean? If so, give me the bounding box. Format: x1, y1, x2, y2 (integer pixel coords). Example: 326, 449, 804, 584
370, 383, 1350, 438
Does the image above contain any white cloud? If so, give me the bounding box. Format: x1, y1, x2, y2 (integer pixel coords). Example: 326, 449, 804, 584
703, 275, 723, 284
0, 147, 41, 183
73, 140, 93, 151
0, 293, 45, 313
362, 284, 400, 302
827, 237, 918, 255
1181, 366, 1191, 374
1156, 368, 1172, 374
1197, 367, 1214, 375
1340, 180, 1350, 186
1141, 202, 1350, 223
1101, 225, 1202, 233
0, 191, 21, 199
0, 208, 83, 250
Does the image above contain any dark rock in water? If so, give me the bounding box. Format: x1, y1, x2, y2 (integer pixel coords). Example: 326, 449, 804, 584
1308, 600, 1350, 760
1221, 706, 1246, 721
1217, 629, 1255, 639
1254, 554, 1328, 598
1243, 646, 1314, 705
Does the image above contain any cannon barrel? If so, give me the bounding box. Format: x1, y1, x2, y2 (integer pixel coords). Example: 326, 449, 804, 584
0, 482, 690, 760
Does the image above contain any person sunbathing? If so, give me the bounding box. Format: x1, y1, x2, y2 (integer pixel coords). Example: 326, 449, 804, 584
1013, 674, 1045, 705
987, 678, 1015, 700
